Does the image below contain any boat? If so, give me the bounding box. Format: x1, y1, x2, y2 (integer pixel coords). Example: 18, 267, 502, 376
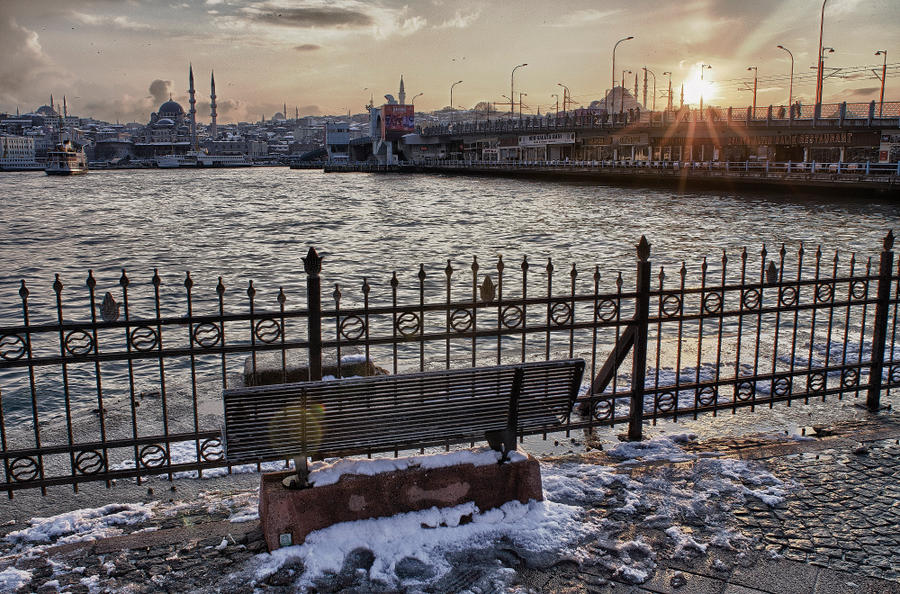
45, 141, 89, 175
156, 155, 180, 168
196, 153, 252, 167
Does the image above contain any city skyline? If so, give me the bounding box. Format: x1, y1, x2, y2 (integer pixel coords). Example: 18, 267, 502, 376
1, 0, 897, 123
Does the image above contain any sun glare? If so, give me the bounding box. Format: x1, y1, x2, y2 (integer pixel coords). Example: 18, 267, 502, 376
682, 79, 717, 107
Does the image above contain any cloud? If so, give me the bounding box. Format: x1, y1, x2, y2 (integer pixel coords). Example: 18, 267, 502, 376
848, 86, 879, 97
435, 10, 480, 29
71, 12, 153, 31
294, 43, 321, 51
148, 80, 173, 103
549, 9, 621, 28
240, 5, 373, 28
0, 16, 57, 105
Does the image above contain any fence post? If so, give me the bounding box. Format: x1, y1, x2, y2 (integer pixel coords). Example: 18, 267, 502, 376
628, 236, 651, 441
867, 231, 894, 411
304, 247, 323, 381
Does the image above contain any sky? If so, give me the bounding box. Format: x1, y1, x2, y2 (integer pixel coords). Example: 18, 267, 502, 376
0, 0, 897, 124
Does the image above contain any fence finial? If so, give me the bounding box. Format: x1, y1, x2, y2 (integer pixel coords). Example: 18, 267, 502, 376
303, 247, 322, 275
884, 230, 894, 251
637, 236, 651, 262
766, 261, 778, 284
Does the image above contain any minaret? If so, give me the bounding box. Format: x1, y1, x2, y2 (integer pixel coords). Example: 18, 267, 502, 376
188, 64, 197, 149
283, 102, 287, 119
63, 95, 67, 118
295, 106, 299, 120
398, 75, 406, 105
210, 70, 218, 140
50, 93, 54, 113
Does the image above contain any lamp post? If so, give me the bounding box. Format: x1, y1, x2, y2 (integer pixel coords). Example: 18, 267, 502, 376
875, 50, 887, 117
699, 64, 711, 113
817, 47, 835, 103
519, 92, 527, 119
511, 63, 527, 116
620, 69, 632, 116
776, 45, 794, 107
643, 67, 657, 111
663, 71, 672, 111
551, 93, 559, 117
815, 0, 828, 106
747, 66, 758, 112
611, 36, 634, 110
411, 92, 423, 107
450, 80, 463, 123
557, 83, 570, 114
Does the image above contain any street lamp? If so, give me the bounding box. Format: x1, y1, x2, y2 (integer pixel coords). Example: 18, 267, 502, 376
551, 93, 559, 117
776, 45, 794, 107
699, 64, 711, 112
519, 92, 527, 119
663, 71, 673, 111
816, 47, 835, 103
643, 67, 657, 111
411, 92, 423, 107
620, 69, 632, 115
557, 83, 570, 114
747, 66, 758, 112
815, 0, 828, 106
511, 63, 527, 116
611, 36, 634, 110
450, 80, 463, 122
875, 50, 887, 117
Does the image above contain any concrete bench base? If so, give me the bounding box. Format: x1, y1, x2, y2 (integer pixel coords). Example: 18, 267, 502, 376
259, 454, 543, 551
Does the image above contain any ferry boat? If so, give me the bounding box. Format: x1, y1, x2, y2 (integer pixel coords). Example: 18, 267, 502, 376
45, 141, 89, 175
156, 154, 180, 168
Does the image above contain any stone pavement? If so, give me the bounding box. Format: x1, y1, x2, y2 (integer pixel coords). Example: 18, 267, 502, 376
1, 415, 899, 593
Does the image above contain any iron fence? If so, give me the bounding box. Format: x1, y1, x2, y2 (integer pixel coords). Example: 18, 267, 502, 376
1, 233, 897, 495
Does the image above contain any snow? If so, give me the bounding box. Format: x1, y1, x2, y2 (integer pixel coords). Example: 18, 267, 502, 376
0, 567, 31, 591
4, 503, 156, 548
308, 447, 526, 487
607, 435, 698, 464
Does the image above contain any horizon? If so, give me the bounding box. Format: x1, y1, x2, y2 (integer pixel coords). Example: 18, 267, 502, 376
1, 0, 897, 125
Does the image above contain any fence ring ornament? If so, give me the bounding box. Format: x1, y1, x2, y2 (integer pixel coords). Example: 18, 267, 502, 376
139, 444, 168, 468
200, 438, 224, 462
850, 280, 867, 300
741, 289, 761, 311
75, 450, 105, 475
0, 333, 26, 361
773, 377, 792, 397
890, 364, 900, 385
129, 326, 159, 352
595, 299, 618, 322
550, 301, 572, 326
64, 330, 94, 356
192, 323, 222, 348
841, 368, 859, 388
655, 392, 676, 412
339, 315, 366, 340
500, 305, 523, 329
661, 293, 681, 317
698, 386, 718, 406
808, 372, 827, 393
702, 292, 723, 314
396, 312, 421, 337
815, 282, 834, 303
449, 308, 474, 333
779, 286, 798, 307
254, 318, 282, 344
10, 457, 39, 482
593, 399, 613, 421
736, 381, 755, 401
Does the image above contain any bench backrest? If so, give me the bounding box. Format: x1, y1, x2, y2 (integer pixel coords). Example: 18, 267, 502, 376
222, 359, 585, 464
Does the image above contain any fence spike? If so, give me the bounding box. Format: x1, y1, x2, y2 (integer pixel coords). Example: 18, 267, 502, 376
741, 246, 748, 262
780, 243, 787, 260
616, 271, 623, 289
471, 255, 479, 275
119, 269, 129, 288
570, 262, 577, 279
637, 235, 651, 261
303, 247, 322, 274
659, 266, 666, 284
546, 257, 554, 274
445, 259, 453, 278
19, 280, 28, 300
766, 261, 778, 284
816, 245, 822, 262
721, 249, 727, 266
362, 278, 371, 295
594, 265, 600, 282
247, 280, 256, 299
184, 272, 193, 291
86, 270, 96, 290
216, 277, 225, 296
152, 269, 161, 288
418, 264, 426, 281
885, 230, 894, 251
701, 256, 708, 274
333, 284, 341, 305
53, 274, 63, 294
497, 254, 504, 272
390, 271, 398, 288
680, 262, 687, 279
761, 244, 767, 262
521, 255, 529, 272
277, 287, 286, 305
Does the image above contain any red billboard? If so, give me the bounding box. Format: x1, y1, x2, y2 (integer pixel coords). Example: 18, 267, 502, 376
381, 104, 415, 140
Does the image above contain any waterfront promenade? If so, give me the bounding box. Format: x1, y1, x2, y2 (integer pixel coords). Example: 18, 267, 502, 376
1, 412, 898, 592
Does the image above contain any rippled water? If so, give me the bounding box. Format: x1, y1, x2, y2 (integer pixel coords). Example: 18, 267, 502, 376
0, 168, 897, 425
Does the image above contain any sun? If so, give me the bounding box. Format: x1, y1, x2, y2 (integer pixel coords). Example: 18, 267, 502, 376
682, 78, 718, 108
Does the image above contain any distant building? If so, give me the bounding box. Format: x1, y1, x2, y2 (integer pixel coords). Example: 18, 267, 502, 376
325, 122, 350, 162
0, 135, 39, 170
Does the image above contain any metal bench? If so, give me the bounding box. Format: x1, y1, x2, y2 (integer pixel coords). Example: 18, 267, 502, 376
223, 359, 585, 487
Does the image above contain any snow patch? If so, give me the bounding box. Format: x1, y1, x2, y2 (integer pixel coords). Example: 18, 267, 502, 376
4, 503, 156, 547
0, 567, 32, 591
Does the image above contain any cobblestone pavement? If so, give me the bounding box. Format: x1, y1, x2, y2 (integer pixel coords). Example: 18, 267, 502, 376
1, 416, 899, 593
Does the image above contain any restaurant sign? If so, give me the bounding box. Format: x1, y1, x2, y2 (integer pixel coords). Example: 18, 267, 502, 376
726, 132, 878, 147
519, 133, 575, 146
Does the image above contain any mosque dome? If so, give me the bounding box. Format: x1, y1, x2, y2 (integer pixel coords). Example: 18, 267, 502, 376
36, 105, 57, 117
273, 112, 285, 120
155, 118, 175, 127
158, 100, 185, 118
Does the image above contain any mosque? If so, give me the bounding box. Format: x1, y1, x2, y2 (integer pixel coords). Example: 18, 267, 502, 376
139, 65, 218, 148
